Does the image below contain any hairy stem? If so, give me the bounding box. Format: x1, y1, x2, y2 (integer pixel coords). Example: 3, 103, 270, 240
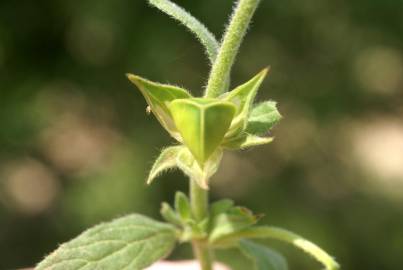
205, 0, 260, 98
190, 179, 213, 270
148, 0, 219, 63
189, 1, 261, 268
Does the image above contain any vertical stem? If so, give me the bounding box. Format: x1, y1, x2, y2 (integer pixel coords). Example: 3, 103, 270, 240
190, 178, 208, 221
192, 241, 213, 270
189, 1, 261, 269
205, 0, 260, 98
190, 179, 213, 270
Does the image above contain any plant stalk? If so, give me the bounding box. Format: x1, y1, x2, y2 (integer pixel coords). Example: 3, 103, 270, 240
190, 179, 213, 270
190, 1, 260, 268
205, 0, 260, 98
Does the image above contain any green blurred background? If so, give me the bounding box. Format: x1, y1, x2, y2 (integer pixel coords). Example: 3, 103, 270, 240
1, 0, 403, 269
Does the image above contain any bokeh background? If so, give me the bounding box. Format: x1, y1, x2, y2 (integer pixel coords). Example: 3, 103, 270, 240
1, 0, 403, 269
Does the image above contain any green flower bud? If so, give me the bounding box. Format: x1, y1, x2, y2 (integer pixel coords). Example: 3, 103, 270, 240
169, 98, 236, 167
127, 69, 281, 188
127, 73, 191, 141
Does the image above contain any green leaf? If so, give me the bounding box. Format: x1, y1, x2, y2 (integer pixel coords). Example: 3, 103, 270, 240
246, 101, 282, 135
222, 133, 273, 149
169, 98, 236, 167
148, 0, 219, 63
36, 214, 177, 270
127, 74, 191, 141
175, 191, 192, 222
210, 199, 234, 217
239, 240, 288, 270
161, 202, 182, 226
222, 68, 269, 138
209, 206, 259, 244
176, 147, 223, 189
212, 226, 340, 270
147, 145, 183, 184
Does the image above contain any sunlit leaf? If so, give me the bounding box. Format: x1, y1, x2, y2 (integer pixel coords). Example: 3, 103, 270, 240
222, 68, 269, 138
246, 101, 282, 135
169, 98, 235, 166
147, 145, 183, 184
36, 214, 177, 270
239, 240, 288, 270
127, 74, 191, 141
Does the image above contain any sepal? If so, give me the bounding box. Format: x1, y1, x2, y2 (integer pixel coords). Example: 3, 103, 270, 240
222, 68, 269, 139
127, 73, 191, 141
146, 145, 223, 189
169, 98, 236, 167
176, 147, 223, 189
222, 134, 274, 149
147, 145, 183, 184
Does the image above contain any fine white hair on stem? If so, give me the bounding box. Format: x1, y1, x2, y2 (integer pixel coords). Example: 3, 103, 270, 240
148, 0, 219, 64
205, 0, 261, 98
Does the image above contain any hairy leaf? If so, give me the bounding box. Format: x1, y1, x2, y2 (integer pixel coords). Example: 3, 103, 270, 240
222, 68, 269, 138
213, 226, 340, 270
148, 0, 219, 63
239, 240, 288, 270
246, 101, 282, 135
127, 74, 191, 141
147, 145, 183, 184
36, 214, 177, 270
169, 98, 235, 166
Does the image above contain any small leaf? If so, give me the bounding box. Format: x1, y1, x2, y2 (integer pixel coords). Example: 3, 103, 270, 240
223, 133, 273, 149
161, 202, 182, 226
209, 206, 259, 243
36, 214, 177, 270
210, 199, 234, 217
222, 68, 269, 138
127, 74, 191, 141
169, 98, 235, 166
175, 191, 192, 222
148, 0, 219, 63
239, 240, 288, 270
176, 147, 223, 189
246, 101, 282, 135
147, 145, 183, 184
